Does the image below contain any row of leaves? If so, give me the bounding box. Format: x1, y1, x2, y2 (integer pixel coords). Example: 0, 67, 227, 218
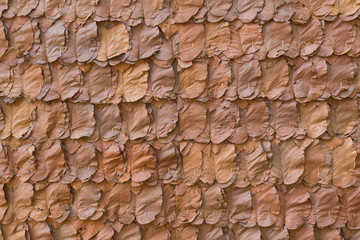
1, 55, 360, 103
1, 179, 360, 238
0, 97, 359, 143
2, 16, 360, 66
0, 136, 359, 188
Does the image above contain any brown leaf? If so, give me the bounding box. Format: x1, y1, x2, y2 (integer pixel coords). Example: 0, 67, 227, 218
121, 102, 150, 141
32, 140, 66, 183
118, 61, 149, 102
96, 21, 129, 61
204, 22, 230, 56
0, 99, 37, 139
252, 184, 280, 227
44, 20, 67, 62
83, 63, 116, 104
261, 21, 292, 58
328, 99, 358, 135
176, 183, 201, 224
178, 23, 204, 62
312, 187, 339, 228
126, 142, 156, 183
210, 100, 238, 144
225, 187, 252, 224
182, 142, 202, 185
113, 224, 141, 240
179, 62, 207, 99
2, 180, 34, 224
62, 141, 97, 183
179, 101, 207, 140
332, 137, 356, 188
135, 185, 162, 224
173, 0, 203, 23
284, 185, 311, 229
150, 100, 177, 139
74, 181, 101, 220
298, 101, 329, 138
271, 101, 298, 140
104, 183, 133, 223
260, 57, 289, 99
279, 139, 305, 185
67, 102, 95, 139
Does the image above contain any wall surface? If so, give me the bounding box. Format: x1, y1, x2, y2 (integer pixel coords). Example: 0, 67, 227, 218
0, 0, 359, 239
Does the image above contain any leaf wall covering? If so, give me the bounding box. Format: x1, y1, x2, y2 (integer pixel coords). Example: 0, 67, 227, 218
0, 0, 360, 239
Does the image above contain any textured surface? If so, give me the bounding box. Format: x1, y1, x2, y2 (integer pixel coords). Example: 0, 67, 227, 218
1, 0, 360, 239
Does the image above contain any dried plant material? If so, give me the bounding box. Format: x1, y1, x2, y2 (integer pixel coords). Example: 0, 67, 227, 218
83, 63, 115, 103
284, 185, 311, 229
114, 224, 141, 240
48, 63, 82, 100
7, 64, 44, 101
207, 58, 231, 99
121, 102, 150, 140
94, 104, 121, 141
30, 101, 68, 141
7, 18, 32, 55
95, 0, 135, 21
301, 0, 334, 18
118, 60, 149, 102
147, 64, 175, 99
28, 221, 53, 239
178, 23, 205, 62
0, 143, 12, 184
0, 99, 36, 139
327, 56, 356, 97
298, 101, 329, 138
288, 19, 323, 57
328, 99, 358, 135
128, 25, 161, 61
245, 101, 271, 138
318, 17, 354, 56
332, 137, 356, 188
135, 185, 162, 224
303, 140, 326, 185
210, 101, 238, 144
179, 62, 207, 99
252, 184, 280, 227
172, 0, 203, 23
176, 183, 201, 224
73, 181, 101, 220
182, 142, 202, 185
32, 140, 66, 183
62, 141, 97, 183
205, 0, 232, 21
233, 60, 261, 99
61, 21, 98, 63
3, 0, 38, 17
67, 102, 95, 139
96, 21, 129, 61
260, 57, 289, 100
126, 142, 156, 183
271, 101, 298, 140
239, 141, 268, 185
2, 180, 34, 224
204, 22, 230, 56
103, 183, 133, 223
261, 21, 292, 58
44, 20, 67, 62
278, 139, 305, 185
179, 101, 206, 140
312, 187, 339, 227
237, 0, 264, 22
150, 100, 177, 138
